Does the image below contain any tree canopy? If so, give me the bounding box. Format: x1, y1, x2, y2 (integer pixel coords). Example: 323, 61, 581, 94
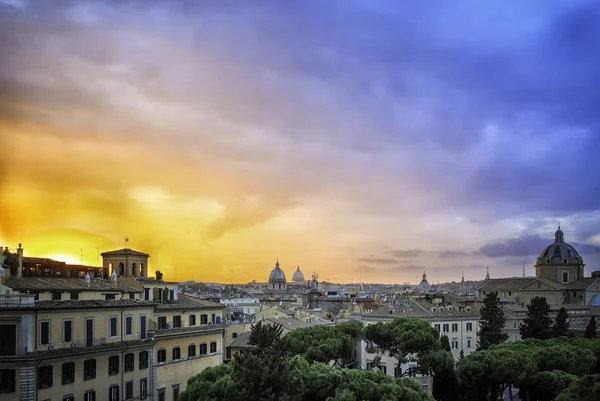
478, 292, 508, 350
520, 296, 553, 340
553, 307, 570, 337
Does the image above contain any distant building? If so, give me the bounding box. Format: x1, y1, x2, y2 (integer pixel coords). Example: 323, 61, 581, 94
419, 272, 431, 293
268, 260, 287, 291
292, 266, 305, 285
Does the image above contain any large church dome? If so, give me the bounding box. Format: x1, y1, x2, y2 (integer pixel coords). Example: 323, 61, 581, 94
535, 225, 585, 284
537, 226, 583, 264
269, 260, 286, 283
292, 266, 304, 283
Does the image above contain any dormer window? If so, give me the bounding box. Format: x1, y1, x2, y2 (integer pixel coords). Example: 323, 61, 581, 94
563, 259, 567, 264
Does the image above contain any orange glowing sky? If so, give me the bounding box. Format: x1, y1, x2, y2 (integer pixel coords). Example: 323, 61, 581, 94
2, 0, 599, 284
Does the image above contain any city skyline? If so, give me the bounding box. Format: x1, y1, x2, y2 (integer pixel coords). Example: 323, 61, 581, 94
1, 0, 599, 283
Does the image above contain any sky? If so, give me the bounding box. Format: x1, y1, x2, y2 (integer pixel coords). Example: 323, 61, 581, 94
1, 0, 599, 284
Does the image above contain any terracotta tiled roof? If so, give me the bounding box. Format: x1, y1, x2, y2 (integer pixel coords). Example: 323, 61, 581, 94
154, 323, 228, 335
154, 293, 224, 310
4, 277, 139, 292
229, 332, 252, 348
477, 278, 537, 291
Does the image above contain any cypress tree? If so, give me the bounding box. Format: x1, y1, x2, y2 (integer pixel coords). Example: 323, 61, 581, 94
553, 307, 570, 337
585, 316, 597, 339
478, 292, 508, 350
520, 296, 553, 340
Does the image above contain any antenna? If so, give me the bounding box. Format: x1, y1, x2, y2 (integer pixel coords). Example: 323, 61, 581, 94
96, 248, 100, 267
80, 248, 83, 265
522, 260, 526, 277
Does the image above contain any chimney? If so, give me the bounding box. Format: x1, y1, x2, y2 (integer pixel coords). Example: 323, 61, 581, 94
85, 272, 91, 288
17, 243, 23, 278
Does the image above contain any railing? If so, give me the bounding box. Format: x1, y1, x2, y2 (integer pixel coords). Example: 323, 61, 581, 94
0, 294, 35, 305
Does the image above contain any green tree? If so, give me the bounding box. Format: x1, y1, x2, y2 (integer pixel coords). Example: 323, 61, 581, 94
520, 296, 553, 340
585, 316, 597, 339
2, 248, 19, 276
283, 321, 363, 367
553, 307, 570, 337
478, 292, 508, 350
364, 318, 441, 376
556, 374, 600, 401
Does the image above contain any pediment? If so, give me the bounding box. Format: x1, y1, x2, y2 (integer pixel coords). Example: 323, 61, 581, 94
521, 279, 562, 291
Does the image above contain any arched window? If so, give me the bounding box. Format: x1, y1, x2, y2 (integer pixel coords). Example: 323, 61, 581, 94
132, 262, 137, 277
216, 316, 221, 324
108, 262, 113, 275
119, 262, 125, 276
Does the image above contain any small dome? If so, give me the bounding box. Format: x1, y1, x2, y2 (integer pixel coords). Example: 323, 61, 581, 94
419, 271, 431, 291
293, 266, 304, 281
269, 260, 286, 283
537, 226, 582, 264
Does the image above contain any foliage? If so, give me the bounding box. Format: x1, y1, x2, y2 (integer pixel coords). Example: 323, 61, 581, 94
2, 248, 19, 276
477, 292, 508, 350
556, 374, 600, 401
553, 307, 570, 337
520, 297, 553, 340
283, 321, 363, 367
585, 316, 597, 339
364, 318, 441, 374
182, 321, 434, 401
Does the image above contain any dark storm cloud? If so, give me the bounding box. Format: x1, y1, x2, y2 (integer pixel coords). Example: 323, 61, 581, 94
479, 234, 600, 257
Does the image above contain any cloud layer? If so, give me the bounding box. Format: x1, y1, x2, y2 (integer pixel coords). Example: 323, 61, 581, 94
1, 0, 599, 283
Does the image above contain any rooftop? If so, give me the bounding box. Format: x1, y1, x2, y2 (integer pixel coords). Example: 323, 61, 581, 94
477, 278, 537, 291
154, 323, 228, 335
229, 332, 252, 348
36, 299, 156, 309
101, 248, 150, 257
4, 276, 139, 293
154, 293, 224, 310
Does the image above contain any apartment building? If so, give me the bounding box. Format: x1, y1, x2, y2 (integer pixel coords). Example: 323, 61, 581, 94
0, 246, 225, 401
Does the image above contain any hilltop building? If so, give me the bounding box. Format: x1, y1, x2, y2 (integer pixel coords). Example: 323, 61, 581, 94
477, 226, 600, 338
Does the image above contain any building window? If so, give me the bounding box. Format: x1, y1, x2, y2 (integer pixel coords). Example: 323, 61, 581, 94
0, 369, 16, 393
211, 313, 216, 324
158, 316, 167, 330
200, 314, 208, 325
62, 362, 75, 384
84, 318, 94, 347
451, 323, 458, 332
124, 353, 135, 372
467, 339, 472, 348
169, 289, 175, 300
84, 359, 96, 380
451, 340, 459, 350
232, 332, 238, 339
188, 344, 196, 357
0, 324, 16, 356
139, 351, 149, 369
52, 292, 62, 300
157, 349, 167, 363
563, 272, 569, 283
199, 343, 207, 355
466, 322, 473, 331
172, 347, 181, 360
442, 324, 449, 333
173, 316, 182, 328
210, 341, 217, 353
40, 321, 51, 345
144, 288, 151, 300
70, 292, 79, 300
63, 319, 73, 343
84, 390, 96, 401
189, 315, 196, 326
434, 324, 440, 332
108, 355, 119, 375
38, 365, 53, 389
129, 292, 135, 300
158, 388, 166, 401
109, 316, 118, 337
125, 316, 133, 335
64, 395, 74, 401
173, 384, 180, 401
125, 380, 134, 400
140, 378, 148, 400
378, 364, 387, 374
105, 294, 116, 301
140, 315, 147, 340
109, 385, 119, 401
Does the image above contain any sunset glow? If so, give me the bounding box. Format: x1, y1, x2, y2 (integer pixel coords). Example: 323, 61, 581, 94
1, 0, 599, 283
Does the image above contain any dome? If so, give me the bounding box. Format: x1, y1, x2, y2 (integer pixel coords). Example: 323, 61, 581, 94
269, 260, 286, 283
293, 266, 304, 281
537, 226, 582, 264
419, 271, 431, 291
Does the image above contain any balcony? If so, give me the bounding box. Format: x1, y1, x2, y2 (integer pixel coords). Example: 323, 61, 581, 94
0, 294, 35, 305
